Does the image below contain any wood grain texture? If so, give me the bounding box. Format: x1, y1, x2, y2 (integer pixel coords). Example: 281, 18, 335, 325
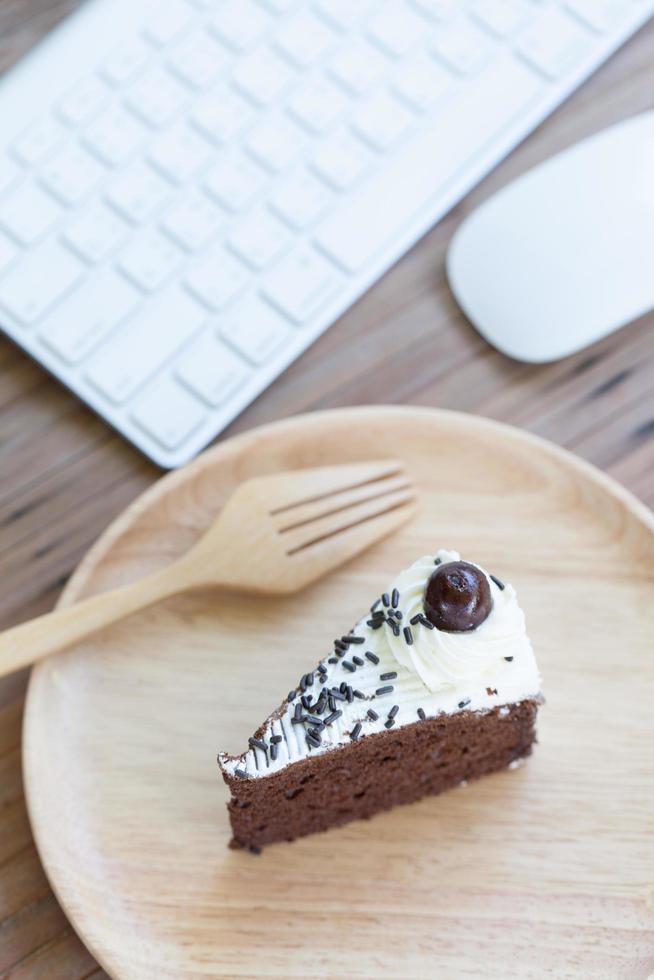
22, 408, 654, 978
0, 2, 653, 975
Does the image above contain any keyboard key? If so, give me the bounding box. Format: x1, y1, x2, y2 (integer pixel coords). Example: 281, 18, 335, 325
101, 37, 150, 85
1, 183, 61, 246
288, 78, 349, 133
204, 154, 267, 211
176, 332, 248, 406
392, 52, 453, 111
132, 377, 206, 450
86, 285, 206, 403
219, 294, 290, 364
148, 124, 213, 183
245, 113, 304, 173
270, 170, 332, 229
167, 31, 226, 89
126, 68, 188, 127
63, 202, 129, 263
232, 47, 295, 106
143, 0, 192, 46
352, 92, 415, 151
431, 20, 491, 75
161, 192, 224, 250
410, 0, 457, 20
262, 247, 340, 322
314, 0, 364, 31
329, 40, 389, 95
311, 132, 371, 190
565, 0, 625, 32
12, 118, 63, 166
228, 208, 290, 269
315, 55, 542, 272
191, 87, 255, 145
470, 0, 533, 37
185, 246, 250, 309
274, 10, 336, 67
40, 269, 140, 363
0, 240, 83, 324
119, 231, 181, 291
84, 106, 147, 165
516, 9, 591, 79
40, 146, 105, 205
58, 76, 109, 126
367, 4, 426, 57
0, 156, 21, 196
106, 162, 172, 224
210, 0, 269, 50
0, 231, 18, 276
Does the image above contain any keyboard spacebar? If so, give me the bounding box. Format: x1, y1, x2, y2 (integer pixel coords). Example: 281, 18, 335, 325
314, 55, 543, 273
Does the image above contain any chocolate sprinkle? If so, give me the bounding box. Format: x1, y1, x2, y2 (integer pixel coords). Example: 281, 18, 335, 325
380, 671, 397, 681
305, 714, 323, 726
391, 588, 399, 608
301, 695, 312, 709
235, 768, 248, 778
410, 614, 422, 625
287, 691, 296, 701
384, 719, 395, 729
324, 709, 342, 726
417, 707, 426, 720
388, 704, 399, 719
331, 689, 346, 701
353, 689, 365, 699
458, 698, 471, 709
490, 574, 505, 591
270, 735, 282, 744
291, 716, 306, 725
270, 743, 278, 761
294, 702, 303, 719
343, 634, 365, 645
382, 593, 390, 607
434, 557, 442, 565
346, 686, 354, 703
352, 655, 365, 666
365, 651, 380, 665
395, 610, 403, 620
248, 737, 267, 752
419, 615, 435, 630
306, 732, 321, 748
376, 685, 394, 696
367, 709, 379, 721
350, 723, 362, 740
391, 623, 400, 637
403, 626, 413, 645
342, 660, 356, 672
328, 657, 338, 664
504, 656, 514, 662
370, 620, 384, 630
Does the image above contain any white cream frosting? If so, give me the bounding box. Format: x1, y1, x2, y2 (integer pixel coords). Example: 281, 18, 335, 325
386, 551, 530, 691
219, 549, 542, 780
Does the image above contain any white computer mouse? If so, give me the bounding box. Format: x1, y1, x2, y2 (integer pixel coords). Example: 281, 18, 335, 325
446, 111, 654, 363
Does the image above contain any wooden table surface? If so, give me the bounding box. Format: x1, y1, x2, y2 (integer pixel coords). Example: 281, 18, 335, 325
0, 4, 653, 977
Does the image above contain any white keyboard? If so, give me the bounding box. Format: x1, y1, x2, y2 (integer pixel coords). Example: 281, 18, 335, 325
0, 0, 651, 467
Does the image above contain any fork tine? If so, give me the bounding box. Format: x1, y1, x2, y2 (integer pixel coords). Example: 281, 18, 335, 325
264, 460, 406, 514
276, 473, 413, 533
282, 488, 417, 556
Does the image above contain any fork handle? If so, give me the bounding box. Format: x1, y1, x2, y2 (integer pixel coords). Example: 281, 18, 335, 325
0, 565, 184, 678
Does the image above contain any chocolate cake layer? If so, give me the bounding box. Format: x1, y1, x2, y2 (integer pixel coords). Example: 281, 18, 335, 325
223, 700, 538, 851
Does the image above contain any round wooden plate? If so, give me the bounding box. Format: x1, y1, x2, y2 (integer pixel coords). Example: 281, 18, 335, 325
23, 408, 654, 979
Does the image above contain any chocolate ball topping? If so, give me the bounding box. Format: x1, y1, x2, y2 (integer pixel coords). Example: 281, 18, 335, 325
423, 561, 493, 632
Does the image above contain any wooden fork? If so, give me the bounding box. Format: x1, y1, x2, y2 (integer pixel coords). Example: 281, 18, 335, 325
0, 460, 416, 677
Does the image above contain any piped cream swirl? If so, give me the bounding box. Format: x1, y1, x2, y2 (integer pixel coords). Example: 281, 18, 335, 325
384, 549, 531, 692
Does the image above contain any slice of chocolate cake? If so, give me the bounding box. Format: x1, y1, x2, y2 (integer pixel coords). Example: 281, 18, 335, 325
218, 549, 543, 851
